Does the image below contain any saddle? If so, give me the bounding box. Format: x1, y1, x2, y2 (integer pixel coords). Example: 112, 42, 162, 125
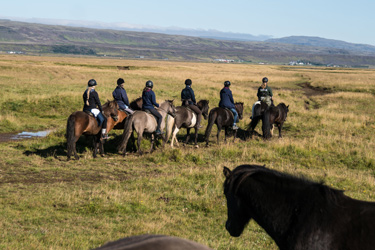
223, 107, 239, 123
84, 110, 102, 126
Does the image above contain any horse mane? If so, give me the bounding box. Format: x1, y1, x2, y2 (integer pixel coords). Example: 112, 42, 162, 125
226, 165, 345, 206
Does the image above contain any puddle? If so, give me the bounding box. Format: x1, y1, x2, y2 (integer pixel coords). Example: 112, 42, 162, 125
0, 130, 53, 143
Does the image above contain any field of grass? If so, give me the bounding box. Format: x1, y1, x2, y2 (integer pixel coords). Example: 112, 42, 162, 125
0, 54, 375, 249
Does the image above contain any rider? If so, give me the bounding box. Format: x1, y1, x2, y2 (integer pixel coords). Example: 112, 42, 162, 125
181, 79, 202, 128
142, 80, 163, 135
112, 78, 134, 114
251, 77, 273, 119
219, 81, 239, 130
83, 79, 109, 140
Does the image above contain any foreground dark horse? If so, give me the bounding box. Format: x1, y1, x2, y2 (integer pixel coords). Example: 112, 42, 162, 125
94, 234, 213, 250
117, 100, 176, 156
66, 100, 122, 160
204, 102, 244, 146
262, 103, 289, 139
223, 165, 375, 250
165, 100, 209, 148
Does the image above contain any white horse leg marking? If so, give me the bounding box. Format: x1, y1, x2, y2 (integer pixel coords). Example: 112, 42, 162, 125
171, 128, 180, 148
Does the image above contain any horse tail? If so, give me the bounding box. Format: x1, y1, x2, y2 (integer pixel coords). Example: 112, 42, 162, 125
66, 114, 76, 159
165, 114, 175, 143
204, 109, 217, 143
117, 114, 134, 153
262, 109, 272, 139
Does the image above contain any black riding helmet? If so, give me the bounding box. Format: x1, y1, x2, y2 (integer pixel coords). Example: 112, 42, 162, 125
262, 77, 268, 83
145, 80, 153, 88
88, 79, 97, 87
185, 79, 192, 86
117, 78, 125, 85
224, 81, 231, 87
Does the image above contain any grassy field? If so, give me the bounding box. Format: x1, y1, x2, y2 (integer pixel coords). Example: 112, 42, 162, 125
0, 54, 375, 249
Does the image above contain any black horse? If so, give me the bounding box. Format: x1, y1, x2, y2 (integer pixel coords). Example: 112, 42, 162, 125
204, 102, 244, 146
165, 100, 210, 148
94, 234, 213, 250
262, 103, 289, 139
223, 165, 375, 250
247, 101, 271, 136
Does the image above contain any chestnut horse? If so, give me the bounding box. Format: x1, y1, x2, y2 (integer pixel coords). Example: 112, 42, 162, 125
66, 100, 125, 160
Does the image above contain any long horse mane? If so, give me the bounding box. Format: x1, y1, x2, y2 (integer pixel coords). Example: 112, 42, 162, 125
226, 165, 344, 205
102, 100, 118, 117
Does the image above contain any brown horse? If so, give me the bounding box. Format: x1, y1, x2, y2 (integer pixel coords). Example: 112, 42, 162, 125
129, 97, 143, 111
262, 103, 289, 139
204, 102, 244, 146
117, 100, 176, 156
94, 234, 213, 250
66, 100, 125, 160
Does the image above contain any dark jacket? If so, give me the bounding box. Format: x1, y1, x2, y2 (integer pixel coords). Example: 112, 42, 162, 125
219, 87, 235, 109
181, 86, 196, 105
142, 89, 159, 109
257, 86, 273, 100
112, 86, 130, 110
83, 89, 103, 112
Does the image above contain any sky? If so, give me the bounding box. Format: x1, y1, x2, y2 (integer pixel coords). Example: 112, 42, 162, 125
1, 0, 375, 46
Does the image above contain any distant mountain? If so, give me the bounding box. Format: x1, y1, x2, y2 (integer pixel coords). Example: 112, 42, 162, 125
1, 19, 375, 67
266, 36, 375, 54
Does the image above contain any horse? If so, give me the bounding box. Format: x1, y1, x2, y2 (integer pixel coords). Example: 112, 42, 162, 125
165, 100, 209, 148
129, 97, 143, 111
247, 101, 272, 136
262, 103, 289, 139
204, 102, 244, 146
94, 234, 213, 250
117, 100, 176, 156
223, 165, 375, 250
66, 100, 124, 160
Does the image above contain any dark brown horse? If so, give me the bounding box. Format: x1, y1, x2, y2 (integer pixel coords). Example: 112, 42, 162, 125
66, 100, 124, 160
165, 100, 209, 148
223, 164, 375, 250
262, 103, 289, 139
247, 101, 272, 136
129, 97, 143, 111
94, 234, 213, 250
204, 102, 244, 146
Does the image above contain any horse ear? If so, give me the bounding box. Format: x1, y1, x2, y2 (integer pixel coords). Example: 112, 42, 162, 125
223, 167, 232, 178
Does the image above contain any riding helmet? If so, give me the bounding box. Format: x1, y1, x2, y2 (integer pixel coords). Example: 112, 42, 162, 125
117, 78, 125, 85
145, 80, 153, 88
185, 79, 192, 86
88, 79, 97, 87
262, 77, 268, 83
224, 81, 231, 87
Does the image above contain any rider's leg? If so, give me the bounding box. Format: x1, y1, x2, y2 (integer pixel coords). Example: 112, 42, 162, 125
189, 104, 202, 128
148, 108, 163, 134
230, 108, 239, 130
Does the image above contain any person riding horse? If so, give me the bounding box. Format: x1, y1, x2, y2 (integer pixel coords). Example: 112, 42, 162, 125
180, 79, 202, 128
82, 79, 109, 140
251, 77, 273, 119
219, 81, 239, 130
112, 78, 134, 115
142, 80, 163, 135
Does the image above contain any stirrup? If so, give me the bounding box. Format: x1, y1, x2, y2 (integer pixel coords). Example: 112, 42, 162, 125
232, 125, 239, 130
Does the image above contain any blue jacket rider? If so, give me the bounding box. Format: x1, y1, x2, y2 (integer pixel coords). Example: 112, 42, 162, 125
219, 81, 239, 130
181, 79, 202, 128
142, 80, 163, 135
112, 78, 134, 114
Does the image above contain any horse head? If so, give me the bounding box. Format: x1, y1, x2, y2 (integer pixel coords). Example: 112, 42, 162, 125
223, 166, 253, 237
235, 102, 244, 120
278, 103, 289, 122
103, 100, 119, 118
164, 99, 176, 117
198, 100, 210, 120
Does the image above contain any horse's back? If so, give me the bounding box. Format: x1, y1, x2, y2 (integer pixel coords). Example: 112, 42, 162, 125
94, 234, 213, 250
176, 106, 195, 128
132, 111, 157, 132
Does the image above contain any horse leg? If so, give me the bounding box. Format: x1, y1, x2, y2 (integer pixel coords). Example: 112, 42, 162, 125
194, 127, 199, 148
137, 132, 144, 155
216, 125, 222, 145
92, 135, 98, 158
224, 127, 228, 143
149, 134, 155, 154
270, 124, 274, 137
184, 128, 191, 146
170, 127, 180, 148
233, 128, 237, 143
278, 123, 283, 138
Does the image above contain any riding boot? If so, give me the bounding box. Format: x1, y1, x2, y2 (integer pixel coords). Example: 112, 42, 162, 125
101, 128, 109, 140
